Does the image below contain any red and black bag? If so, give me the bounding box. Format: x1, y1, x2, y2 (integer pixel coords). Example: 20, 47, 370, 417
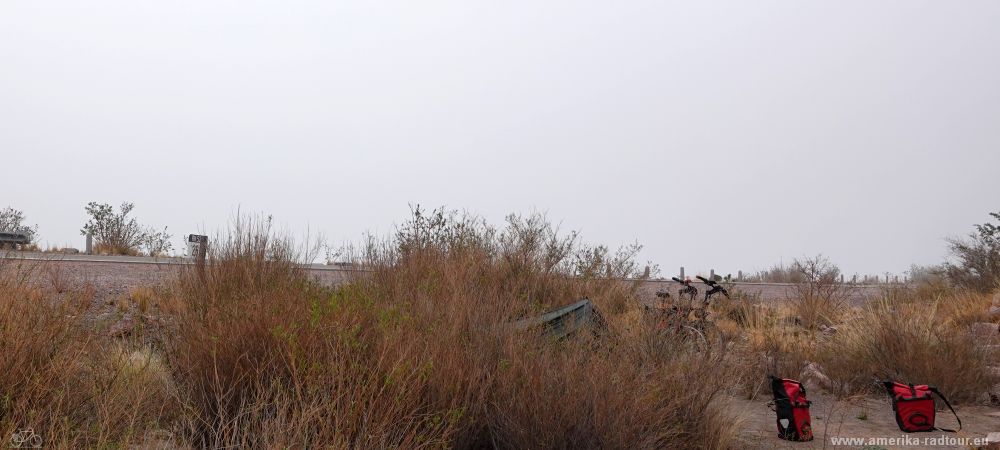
881, 381, 961, 433
769, 375, 813, 441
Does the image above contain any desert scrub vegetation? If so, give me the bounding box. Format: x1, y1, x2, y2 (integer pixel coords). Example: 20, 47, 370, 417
80, 201, 173, 256
155, 209, 738, 449
742, 262, 809, 284
0, 259, 176, 448
814, 291, 999, 402
718, 283, 999, 404
785, 255, 850, 330
945, 210, 1000, 293
4, 208, 998, 449
707, 256, 998, 404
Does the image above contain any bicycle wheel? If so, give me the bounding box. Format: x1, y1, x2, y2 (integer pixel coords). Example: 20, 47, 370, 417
681, 325, 708, 349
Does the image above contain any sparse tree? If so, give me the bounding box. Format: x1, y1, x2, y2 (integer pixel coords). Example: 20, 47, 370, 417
791, 254, 843, 296
945, 211, 1000, 292
793, 254, 841, 286
144, 226, 174, 257
789, 254, 848, 329
572, 241, 650, 279
81, 202, 171, 256
0, 206, 38, 247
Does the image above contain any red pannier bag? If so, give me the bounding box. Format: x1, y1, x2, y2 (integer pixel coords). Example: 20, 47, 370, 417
769, 375, 813, 441
881, 381, 961, 433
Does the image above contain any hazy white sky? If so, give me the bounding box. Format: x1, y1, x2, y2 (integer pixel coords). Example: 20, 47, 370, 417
2, 0, 999, 276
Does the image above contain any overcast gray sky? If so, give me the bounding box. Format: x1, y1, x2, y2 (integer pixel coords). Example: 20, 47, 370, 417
2, 0, 999, 276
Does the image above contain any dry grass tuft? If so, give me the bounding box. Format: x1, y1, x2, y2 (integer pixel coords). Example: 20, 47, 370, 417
816, 295, 997, 402
723, 300, 816, 398
127, 285, 156, 313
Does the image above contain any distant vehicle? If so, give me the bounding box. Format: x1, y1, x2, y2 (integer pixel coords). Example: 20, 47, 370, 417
0, 231, 31, 250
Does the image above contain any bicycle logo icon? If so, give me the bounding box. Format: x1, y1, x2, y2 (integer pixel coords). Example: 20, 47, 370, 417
10, 428, 42, 448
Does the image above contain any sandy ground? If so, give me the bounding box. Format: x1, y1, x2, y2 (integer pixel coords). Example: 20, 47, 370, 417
732, 392, 1000, 449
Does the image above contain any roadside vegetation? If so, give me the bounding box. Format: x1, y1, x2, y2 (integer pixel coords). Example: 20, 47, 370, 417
0, 206, 39, 250
81, 201, 173, 256
2, 202, 175, 256
1, 208, 997, 448
945, 211, 1000, 293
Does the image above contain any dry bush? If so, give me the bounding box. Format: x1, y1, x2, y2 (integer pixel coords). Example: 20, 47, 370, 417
0, 260, 174, 448
744, 263, 808, 284
724, 301, 815, 399
741, 256, 850, 330
945, 211, 1000, 293
871, 286, 994, 326
490, 329, 740, 449
712, 272, 996, 405
816, 296, 997, 402
787, 255, 850, 329
932, 290, 994, 327
43, 263, 69, 294
1, 262, 87, 444
162, 209, 739, 449
165, 215, 455, 448
910, 281, 952, 302
81, 202, 172, 256
84, 344, 179, 445
907, 264, 951, 297
789, 293, 847, 330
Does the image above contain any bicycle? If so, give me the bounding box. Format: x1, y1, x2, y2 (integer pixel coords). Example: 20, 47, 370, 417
697, 275, 730, 304
641, 300, 712, 350
671, 276, 698, 303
